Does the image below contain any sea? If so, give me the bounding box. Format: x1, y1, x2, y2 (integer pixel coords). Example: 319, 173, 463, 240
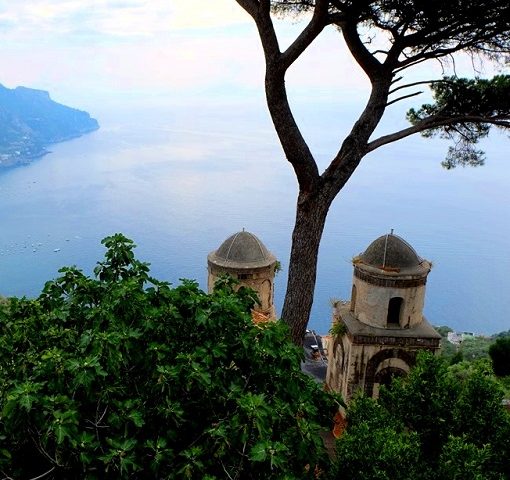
0, 100, 509, 336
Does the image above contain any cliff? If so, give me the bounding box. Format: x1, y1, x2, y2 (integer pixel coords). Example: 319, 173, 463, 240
0, 84, 99, 168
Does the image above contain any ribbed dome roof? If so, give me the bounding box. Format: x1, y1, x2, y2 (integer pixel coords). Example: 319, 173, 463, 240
208, 231, 276, 269
361, 233, 421, 269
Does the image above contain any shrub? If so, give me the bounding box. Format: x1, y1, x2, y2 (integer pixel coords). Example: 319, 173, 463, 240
0, 234, 336, 479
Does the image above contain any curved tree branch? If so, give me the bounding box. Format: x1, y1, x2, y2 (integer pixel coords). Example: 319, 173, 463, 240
389, 79, 445, 95
341, 17, 383, 80
385, 90, 423, 107
367, 115, 510, 153
237, 0, 320, 192
281, 0, 330, 70
234, 0, 259, 18
320, 76, 394, 196
394, 56, 430, 74
28, 468, 56, 480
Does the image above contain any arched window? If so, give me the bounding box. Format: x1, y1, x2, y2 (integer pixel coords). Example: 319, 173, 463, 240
350, 285, 357, 312
387, 297, 403, 326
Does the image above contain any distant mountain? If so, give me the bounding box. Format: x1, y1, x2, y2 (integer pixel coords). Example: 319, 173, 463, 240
0, 84, 99, 169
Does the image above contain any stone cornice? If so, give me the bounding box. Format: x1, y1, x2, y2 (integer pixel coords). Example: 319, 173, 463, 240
354, 266, 427, 288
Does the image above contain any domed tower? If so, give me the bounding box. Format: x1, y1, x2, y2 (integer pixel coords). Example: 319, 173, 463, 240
352, 232, 431, 329
326, 232, 441, 402
208, 230, 278, 321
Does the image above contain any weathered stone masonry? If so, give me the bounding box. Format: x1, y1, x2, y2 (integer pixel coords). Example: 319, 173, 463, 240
207, 230, 278, 321
326, 233, 441, 402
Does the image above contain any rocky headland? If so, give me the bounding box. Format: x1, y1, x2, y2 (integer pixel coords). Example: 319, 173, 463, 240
0, 84, 99, 169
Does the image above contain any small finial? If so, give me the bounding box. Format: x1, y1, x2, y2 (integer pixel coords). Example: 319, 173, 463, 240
242, 227, 245, 232
390, 228, 394, 235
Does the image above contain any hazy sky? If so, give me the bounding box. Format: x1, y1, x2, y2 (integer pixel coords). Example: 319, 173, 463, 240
0, 1, 375, 111
0, 1, 500, 116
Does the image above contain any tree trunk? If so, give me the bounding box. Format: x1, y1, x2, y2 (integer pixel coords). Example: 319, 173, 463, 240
281, 191, 331, 345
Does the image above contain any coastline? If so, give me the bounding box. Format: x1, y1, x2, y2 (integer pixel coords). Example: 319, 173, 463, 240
0, 125, 99, 171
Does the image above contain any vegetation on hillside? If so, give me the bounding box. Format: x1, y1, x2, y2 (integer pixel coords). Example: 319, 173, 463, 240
435, 324, 495, 362
0, 84, 98, 168
435, 325, 510, 397
490, 337, 510, 377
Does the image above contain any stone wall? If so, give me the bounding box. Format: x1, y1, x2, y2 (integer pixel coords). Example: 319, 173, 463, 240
208, 264, 275, 318
352, 270, 427, 329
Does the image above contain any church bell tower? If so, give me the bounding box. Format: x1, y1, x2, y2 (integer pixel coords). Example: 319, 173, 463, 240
207, 230, 278, 322
326, 232, 441, 401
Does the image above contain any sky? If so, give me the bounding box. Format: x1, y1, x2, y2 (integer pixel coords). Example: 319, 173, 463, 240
0, 0, 375, 111
1, 1, 501, 115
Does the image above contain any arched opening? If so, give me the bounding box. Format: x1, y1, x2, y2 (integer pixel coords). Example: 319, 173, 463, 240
375, 366, 406, 387
364, 349, 416, 397
350, 285, 357, 312
387, 297, 403, 327
372, 366, 407, 398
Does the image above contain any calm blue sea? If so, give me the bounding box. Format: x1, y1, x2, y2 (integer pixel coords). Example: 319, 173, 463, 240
0, 102, 508, 335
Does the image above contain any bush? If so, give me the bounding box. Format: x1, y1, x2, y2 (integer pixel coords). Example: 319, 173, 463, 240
0, 234, 337, 479
331, 353, 510, 480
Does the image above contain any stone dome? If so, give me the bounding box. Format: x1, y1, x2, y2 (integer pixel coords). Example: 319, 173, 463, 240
360, 233, 421, 270
208, 231, 276, 269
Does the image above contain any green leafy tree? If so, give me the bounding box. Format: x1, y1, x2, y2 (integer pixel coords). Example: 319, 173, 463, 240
489, 337, 510, 376
434, 325, 458, 363
0, 234, 338, 479
379, 352, 458, 462
437, 436, 494, 480
331, 353, 510, 479
494, 330, 510, 339
234, 0, 510, 344
434, 325, 453, 338
330, 396, 424, 480
460, 336, 493, 361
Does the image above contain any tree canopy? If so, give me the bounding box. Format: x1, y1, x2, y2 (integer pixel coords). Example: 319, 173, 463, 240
489, 336, 510, 377
331, 353, 510, 480
0, 234, 337, 479
234, 0, 510, 344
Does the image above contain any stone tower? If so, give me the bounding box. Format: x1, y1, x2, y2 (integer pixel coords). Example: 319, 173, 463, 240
326, 232, 441, 402
208, 230, 278, 321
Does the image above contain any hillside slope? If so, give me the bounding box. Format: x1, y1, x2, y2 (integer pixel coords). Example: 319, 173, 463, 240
0, 84, 99, 168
